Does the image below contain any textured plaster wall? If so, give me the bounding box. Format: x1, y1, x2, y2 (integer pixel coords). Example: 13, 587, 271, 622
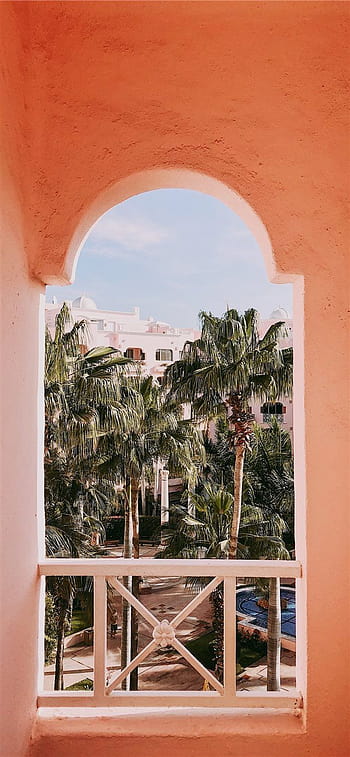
0, 5, 44, 756
0, 1, 349, 756
13, 1, 348, 285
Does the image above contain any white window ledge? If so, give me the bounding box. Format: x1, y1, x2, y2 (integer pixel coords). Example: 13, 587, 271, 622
32, 706, 304, 740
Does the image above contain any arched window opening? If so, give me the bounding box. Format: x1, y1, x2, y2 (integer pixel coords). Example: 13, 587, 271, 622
42, 174, 300, 708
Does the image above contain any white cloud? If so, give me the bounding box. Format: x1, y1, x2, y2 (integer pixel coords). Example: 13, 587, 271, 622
88, 214, 169, 255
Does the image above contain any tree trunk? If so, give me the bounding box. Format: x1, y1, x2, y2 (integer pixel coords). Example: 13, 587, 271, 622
210, 584, 224, 683
140, 469, 146, 515
267, 577, 281, 691
130, 477, 140, 690
228, 442, 245, 560
54, 602, 68, 690
226, 394, 254, 683
227, 392, 252, 560
121, 481, 133, 690
131, 477, 140, 560
153, 459, 159, 501
130, 577, 140, 691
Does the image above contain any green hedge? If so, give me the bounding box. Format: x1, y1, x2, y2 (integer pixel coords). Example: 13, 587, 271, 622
104, 516, 162, 543
65, 678, 93, 691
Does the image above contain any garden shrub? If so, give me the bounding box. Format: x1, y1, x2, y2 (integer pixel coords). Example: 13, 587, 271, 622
65, 678, 93, 691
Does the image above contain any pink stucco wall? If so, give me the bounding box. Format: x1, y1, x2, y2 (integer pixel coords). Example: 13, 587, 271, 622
0, 6, 45, 754
1, 2, 349, 756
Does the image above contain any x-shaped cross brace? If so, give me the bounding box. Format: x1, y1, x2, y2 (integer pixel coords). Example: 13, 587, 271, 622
106, 575, 224, 695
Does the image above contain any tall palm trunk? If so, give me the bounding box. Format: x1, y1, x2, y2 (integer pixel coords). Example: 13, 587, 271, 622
121, 481, 133, 690
213, 438, 244, 676
267, 577, 281, 691
226, 393, 253, 683
227, 392, 252, 560
228, 442, 245, 560
140, 469, 146, 515
215, 433, 245, 678
130, 477, 140, 691
211, 584, 224, 683
54, 599, 69, 690
131, 477, 140, 560
153, 459, 159, 501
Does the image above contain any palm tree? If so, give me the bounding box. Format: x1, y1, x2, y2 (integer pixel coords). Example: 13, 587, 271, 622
161, 413, 293, 686
160, 483, 276, 682
245, 419, 295, 552
44, 304, 134, 689
161, 484, 268, 560
104, 373, 205, 690
244, 419, 294, 690
166, 308, 293, 560
45, 503, 97, 689
45, 303, 133, 469
45, 306, 135, 558
200, 416, 236, 491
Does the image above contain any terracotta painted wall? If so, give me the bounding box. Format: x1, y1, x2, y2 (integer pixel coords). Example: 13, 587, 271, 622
14, 0, 348, 286
0, 6, 45, 756
0, 2, 349, 756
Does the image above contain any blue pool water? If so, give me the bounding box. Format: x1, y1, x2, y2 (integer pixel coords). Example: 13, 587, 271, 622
236, 587, 296, 638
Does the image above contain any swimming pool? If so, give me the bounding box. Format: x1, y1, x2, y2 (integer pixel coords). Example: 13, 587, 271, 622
236, 586, 296, 638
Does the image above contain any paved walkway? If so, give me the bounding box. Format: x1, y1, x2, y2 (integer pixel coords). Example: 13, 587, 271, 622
44, 575, 212, 690
236, 648, 296, 693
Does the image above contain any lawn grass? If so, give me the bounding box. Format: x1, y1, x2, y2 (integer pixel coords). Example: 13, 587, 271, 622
65, 609, 91, 636
239, 642, 266, 669
186, 631, 216, 671
185, 629, 265, 673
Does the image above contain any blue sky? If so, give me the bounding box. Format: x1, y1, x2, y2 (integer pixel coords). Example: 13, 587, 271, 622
47, 189, 293, 329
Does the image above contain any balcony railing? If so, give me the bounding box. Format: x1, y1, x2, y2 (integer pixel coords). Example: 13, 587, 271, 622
263, 413, 284, 423
38, 558, 302, 709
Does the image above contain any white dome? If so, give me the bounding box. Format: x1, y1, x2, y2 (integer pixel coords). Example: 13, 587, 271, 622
270, 306, 290, 320
72, 295, 97, 310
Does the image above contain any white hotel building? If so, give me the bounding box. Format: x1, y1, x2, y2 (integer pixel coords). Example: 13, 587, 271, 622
45, 297, 293, 432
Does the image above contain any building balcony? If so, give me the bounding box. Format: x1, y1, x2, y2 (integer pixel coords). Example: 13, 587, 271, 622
262, 413, 284, 423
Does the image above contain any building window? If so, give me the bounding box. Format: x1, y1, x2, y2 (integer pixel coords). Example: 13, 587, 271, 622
155, 349, 173, 361
260, 401, 285, 423
124, 347, 145, 360
90, 319, 105, 330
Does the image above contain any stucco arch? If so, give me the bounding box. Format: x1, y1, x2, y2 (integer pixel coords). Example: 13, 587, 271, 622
2, 3, 350, 756
36, 168, 295, 289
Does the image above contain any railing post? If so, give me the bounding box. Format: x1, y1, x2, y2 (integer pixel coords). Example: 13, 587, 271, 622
224, 576, 236, 700
37, 575, 46, 693
94, 575, 107, 698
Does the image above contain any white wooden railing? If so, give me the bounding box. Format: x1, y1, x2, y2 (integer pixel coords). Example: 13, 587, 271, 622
38, 558, 302, 709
